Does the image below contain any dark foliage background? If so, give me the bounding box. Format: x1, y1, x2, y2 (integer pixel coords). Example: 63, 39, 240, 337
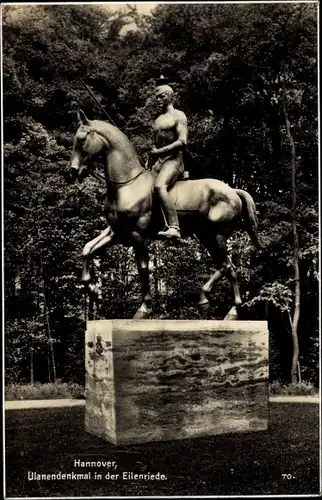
3, 4, 318, 386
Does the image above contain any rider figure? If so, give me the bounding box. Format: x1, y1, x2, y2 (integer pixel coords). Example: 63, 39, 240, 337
148, 81, 188, 240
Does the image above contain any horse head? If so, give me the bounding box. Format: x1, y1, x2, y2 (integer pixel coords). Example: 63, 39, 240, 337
68, 110, 109, 183
68, 110, 143, 185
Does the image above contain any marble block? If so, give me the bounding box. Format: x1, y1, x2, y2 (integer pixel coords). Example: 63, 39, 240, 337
85, 320, 269, 445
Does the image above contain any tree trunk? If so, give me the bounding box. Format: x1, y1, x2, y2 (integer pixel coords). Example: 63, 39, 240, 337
30, 347, 34, 383
42, 263, 57, 382
14, 272, 21, 329
84, 291, 88, 322
297, 361, 302, 383
88, 292, 94, 321
283, 101, 300, 383
153, 242, 160, 300
47, 355, 51, 383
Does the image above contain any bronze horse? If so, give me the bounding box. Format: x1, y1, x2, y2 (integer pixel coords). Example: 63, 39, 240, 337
69, 110, 261, 320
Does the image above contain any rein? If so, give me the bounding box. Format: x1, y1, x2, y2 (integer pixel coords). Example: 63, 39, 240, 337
88, 165, 145, 186
105, 169, 145, 186
89, 169, 106, 184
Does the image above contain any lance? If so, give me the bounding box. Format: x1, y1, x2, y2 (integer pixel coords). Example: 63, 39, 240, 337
78, 77, 117, 127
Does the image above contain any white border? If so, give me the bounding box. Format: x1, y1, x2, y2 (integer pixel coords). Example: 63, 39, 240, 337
1, 1, 320, 5
3, 495, 322, 500
1, 3, 5, 500
1, 1, 321, 499
317, 0, 321, 495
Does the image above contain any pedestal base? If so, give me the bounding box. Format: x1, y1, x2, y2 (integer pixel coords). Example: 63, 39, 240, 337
85, 320, 268, 445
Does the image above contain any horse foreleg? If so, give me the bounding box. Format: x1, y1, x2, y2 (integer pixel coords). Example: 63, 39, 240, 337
131, 232, 152, 319
82, 226, 116, 300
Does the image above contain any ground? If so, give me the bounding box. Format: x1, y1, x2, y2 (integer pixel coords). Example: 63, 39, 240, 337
5, 403, 320, 497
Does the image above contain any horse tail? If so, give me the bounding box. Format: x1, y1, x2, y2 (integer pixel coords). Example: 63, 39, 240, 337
235, 189, 262, 250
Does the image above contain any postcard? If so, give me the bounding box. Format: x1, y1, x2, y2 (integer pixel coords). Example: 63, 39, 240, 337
3, 1, 320, 498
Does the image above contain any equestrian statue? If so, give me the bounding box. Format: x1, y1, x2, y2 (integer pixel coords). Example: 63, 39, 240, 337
68, 82, 262, 320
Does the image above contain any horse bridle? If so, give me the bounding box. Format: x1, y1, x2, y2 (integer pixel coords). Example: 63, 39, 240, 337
79, 126, 145, 186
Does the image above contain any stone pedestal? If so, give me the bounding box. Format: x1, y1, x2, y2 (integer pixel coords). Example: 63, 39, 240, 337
85, 320, 268, 445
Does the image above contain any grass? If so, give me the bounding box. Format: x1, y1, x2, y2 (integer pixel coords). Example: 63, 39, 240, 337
5, 380, 319, 400
269, 380, 318, 396
5, 381, 84, 400
5, 404, 319, 496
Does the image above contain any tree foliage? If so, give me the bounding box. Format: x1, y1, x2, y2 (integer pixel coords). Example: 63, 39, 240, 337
3, 3, 318, 385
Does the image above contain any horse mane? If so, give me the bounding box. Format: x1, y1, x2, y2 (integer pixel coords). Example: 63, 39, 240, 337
90, 120, 142, 168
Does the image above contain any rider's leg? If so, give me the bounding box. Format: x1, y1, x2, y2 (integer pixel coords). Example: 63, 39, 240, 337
155, 159, 182, 239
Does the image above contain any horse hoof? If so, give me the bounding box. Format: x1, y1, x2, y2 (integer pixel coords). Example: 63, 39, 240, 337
133, 307, 152, 320
198, 300, 210, 312
224, 306, 238, 320
224, 312, 238, 320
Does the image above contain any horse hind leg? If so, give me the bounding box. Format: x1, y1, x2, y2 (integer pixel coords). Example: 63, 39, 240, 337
131, 230, 152, 319
197, 231, 242, 320
197, 233, 226, 310
198, 267, 225, 310
223, 256, 242, 320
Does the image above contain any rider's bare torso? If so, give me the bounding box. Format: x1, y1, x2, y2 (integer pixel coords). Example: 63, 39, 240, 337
151, 108, 186, 174
155, 109, 183, 147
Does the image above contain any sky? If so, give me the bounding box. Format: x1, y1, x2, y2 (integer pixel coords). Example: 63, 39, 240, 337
3, 3, 159, 26
97, 3, 158, 14
122, 3, 158, 14
3, 3, 158, 14
100, 3, 159, 32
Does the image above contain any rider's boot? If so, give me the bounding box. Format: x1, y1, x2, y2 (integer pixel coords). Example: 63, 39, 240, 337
157, 191, 181, 240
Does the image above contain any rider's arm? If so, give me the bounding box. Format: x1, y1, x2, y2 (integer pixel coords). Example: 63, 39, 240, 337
152, 112, 188, 157
147, 128, 159, 168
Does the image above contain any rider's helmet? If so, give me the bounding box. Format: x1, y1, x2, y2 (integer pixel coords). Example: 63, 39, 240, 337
155, 75, 173, 97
